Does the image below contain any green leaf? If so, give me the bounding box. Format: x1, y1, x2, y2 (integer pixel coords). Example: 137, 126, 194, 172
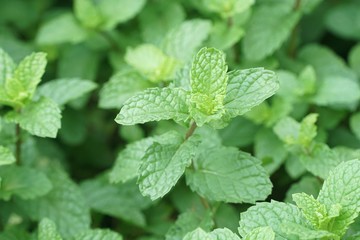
0, 165, 52, 200
138, 135, 200, 200
223, 68, 279, 119
38, 218, 63, 240
74, 229, 123, 240
189, 47, 227, 125
285, 176, 322, 203
99, 70, 152, 109
165, 211, 214, 240
238, 201, 309, 239
37, 78, 97, 106
242, 5, 300, 60
16, 167, 91, 238
125, 44, 179, 82
350, 113, 360, 140
109, 131, 182, 183
17, 97, 61, 138
96, 0, 146, 30
202, 0, 254, 18
74, 0, 103, 29
244, 227, 275, 240
325, 2, 360, 40
115, 87, 189, 125
0, 146, 15, 166
186, 146, 272, 203
292, 193, 327, 228
5, 52, 46, 102
162, 19, 212, 62
317, 160, 360, 236
183, 228, 240, 240
36, 12, 88, 45
281, 222, 339, 240
0, 48, 15, 84
80, 175, 151, 227
349, 44, 360, 77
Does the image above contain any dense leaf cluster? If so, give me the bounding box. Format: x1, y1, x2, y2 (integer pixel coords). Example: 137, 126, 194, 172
1, 0, 360, 239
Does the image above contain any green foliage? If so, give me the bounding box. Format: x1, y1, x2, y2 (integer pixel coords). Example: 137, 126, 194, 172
2, 0, 360, 239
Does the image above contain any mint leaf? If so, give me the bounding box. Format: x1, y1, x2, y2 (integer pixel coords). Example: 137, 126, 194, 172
99, 70, 152, 109
292, 193, 327, 228
0, 165, 52, 200
96, 0, 145, 30
190, 47, 227, 125
244, 227, 275, 240
242, 5, 300, 60
36, 13, 88, 45
186, 147, 272, 203
125, 44, 179, 82
38, 218, 63, 240
109, 131, 182, 183
165, 211, 214, 240
0, 48, 15, 84
281, 222, 339, 239
16, 168, 91, 238
75, 229, 123, 240
317, 160, 360, 236
37, 78, 97, 106
183, 228, 240, 240
138, 135, 199, 200
350, 112, 360, 140
224, 68, 279, 119
349, 44, 360, 77
202, 0, 254, 18
162, 19, 212, 62
81, 175, 151, 227
0, 146, 16, 166
17, 97, 61, 138
238, 201, 308, 239
115, 87, 189, 125
74, 0, 103, 29
5, 52, 46, 102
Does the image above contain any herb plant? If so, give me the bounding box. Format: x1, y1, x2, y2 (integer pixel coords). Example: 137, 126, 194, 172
1, 0, 360, 239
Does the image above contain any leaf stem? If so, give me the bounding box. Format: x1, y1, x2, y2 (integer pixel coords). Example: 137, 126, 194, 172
288, 0, 301, 58
185, 122, 197, 140
99, 31, 122, 53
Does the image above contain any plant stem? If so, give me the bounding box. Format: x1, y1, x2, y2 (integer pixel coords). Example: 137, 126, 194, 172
99, 31, 122, 53
185, 122, 197, 140
288, 0, 302, 58
15, 124, 21, 165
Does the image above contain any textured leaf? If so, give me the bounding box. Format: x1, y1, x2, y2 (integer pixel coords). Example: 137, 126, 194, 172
37, 78, 97, 105
292, 193, 327, 228
281, 222, 339, 240
0, 146, 16, 166
96, 0, 146, 30
18, 97, 61, 138
74, 0, 103, 29
38, 218, 63, 240
109, 131, 182, 183
242, 5, 300, 60
186, 146, 272, 203
75, 229, 123, 240
36, 12, 88, 45
183, 228, 240, 240
115, 87, 189, 125
0, 48, 15, 84
239, 201, 309, 240
162, 19, 212, 62
99, 70, 152, 109
165, 211, 214, 240
244, 227, 275, 240
125, 44, 179, 82
317, 160, 360, 236
81, 175, 151, 227
0, 165, 52, 200
138, 135, 199, 200
5, 52, 46, 102
16, 168, 91, 238
224, 68, 279, 119
190, 47, 227, 125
